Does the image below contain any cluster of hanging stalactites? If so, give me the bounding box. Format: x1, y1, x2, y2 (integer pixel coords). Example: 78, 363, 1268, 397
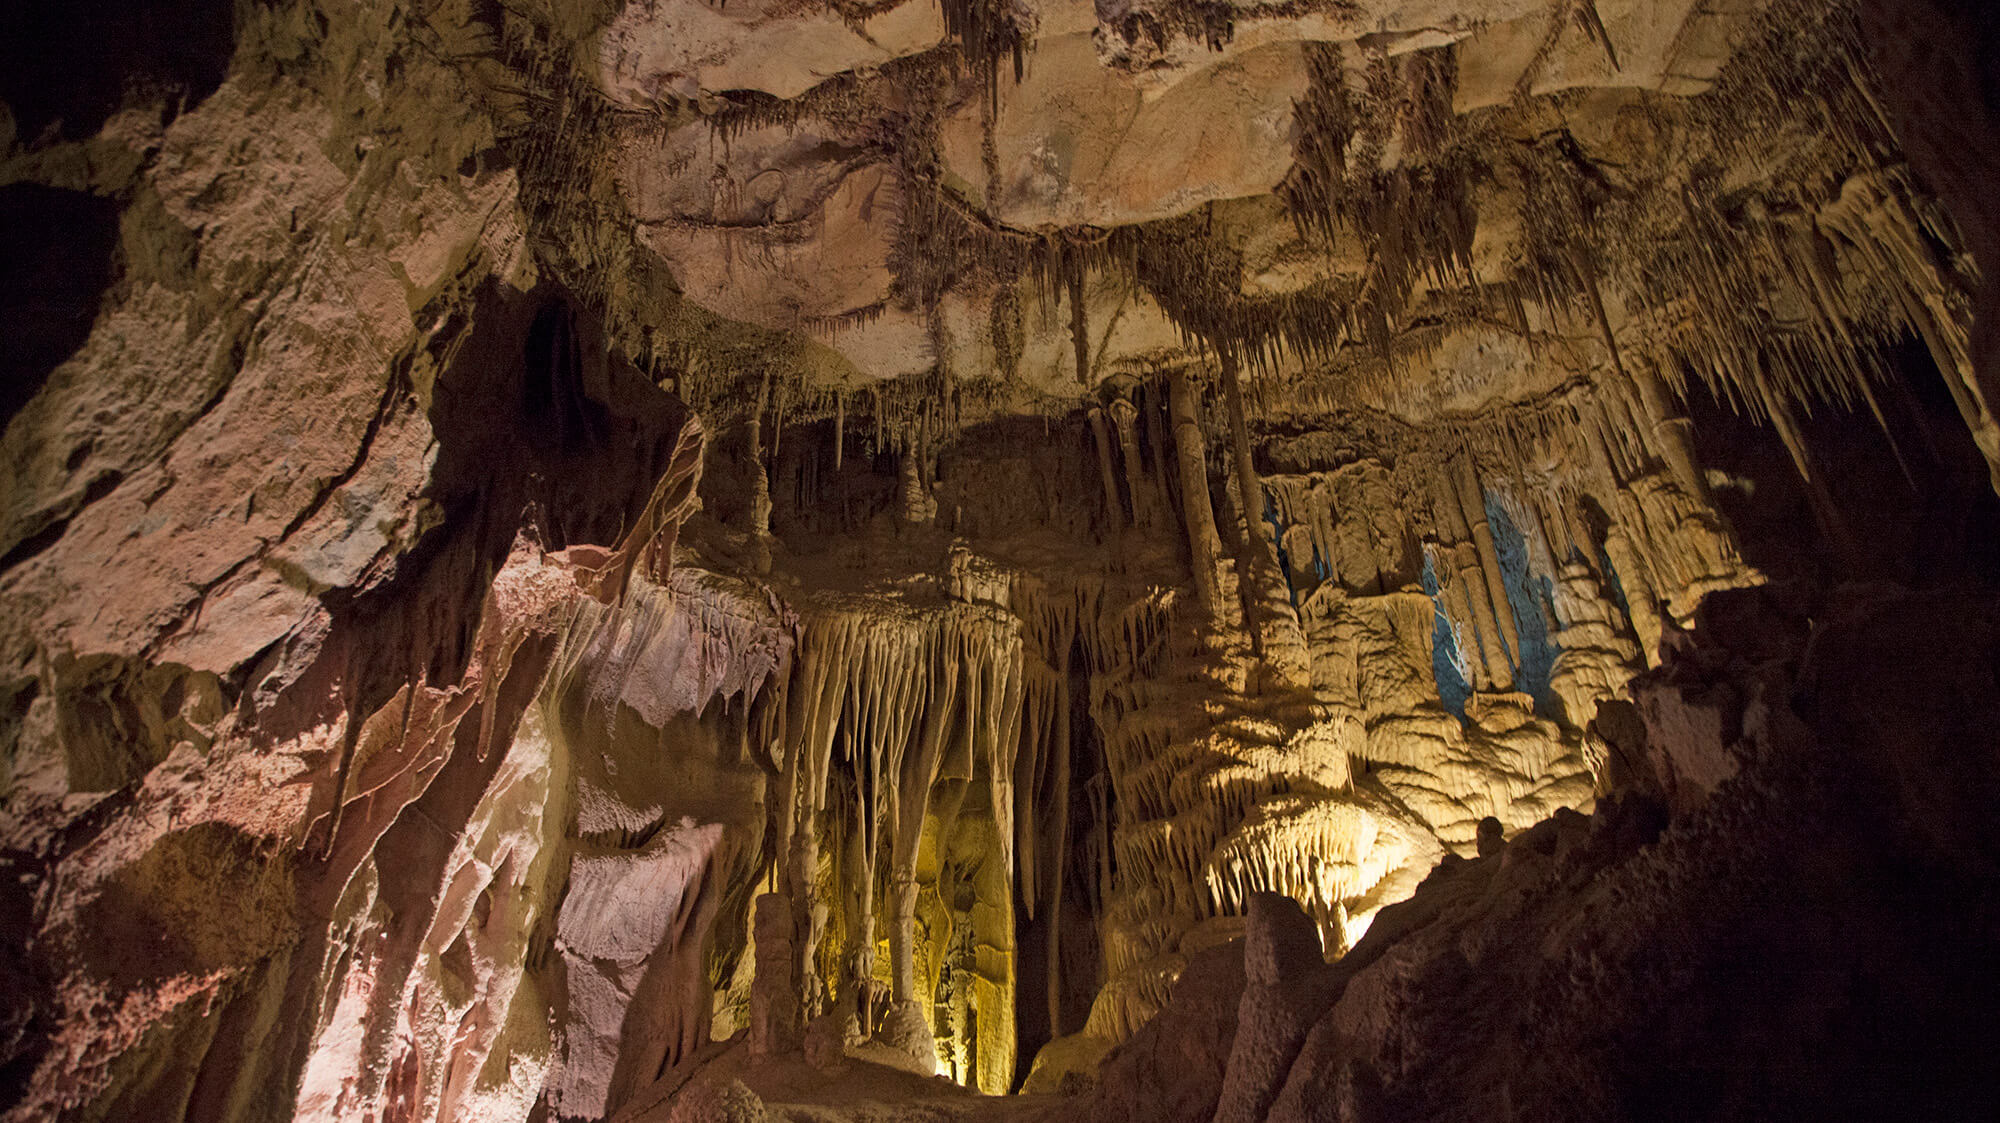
709, 570, 1179, 1091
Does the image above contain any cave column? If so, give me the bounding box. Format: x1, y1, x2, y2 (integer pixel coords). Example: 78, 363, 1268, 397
1518, 495, 1565, 637
834, 390, 847, 471
882, 694, 954, 1072
1043, 644, 1074, 1042
1580, 411, 1672, 668
1429, 467, 1513, 691
1456, 542, 1513, 690
1627, 361, 1712, 506
1452, 455, 1522, 671
1166, 366, 1235, 625
1431, 555, 1493, 692
888, 870, 920, 1005
887, 772, 940, 1010
840, 796, 878, 1036
1560, 498, 1598, 576
1219, 354, 1312, 690
946, 946, 970, 1082
1088, 406, 1127, 533
1145, 385, 1175, 517
969, 847, 1017, 1095
785, 792, 827, 1026
1110, 397, 1159, 530
750, 892, 799, 1056
899, 439, 937, 527
1601, 524, 1666, 666
746, 413, 775, 574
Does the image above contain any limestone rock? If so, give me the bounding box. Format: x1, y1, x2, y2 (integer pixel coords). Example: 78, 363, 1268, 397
3, 1, 1998, 1121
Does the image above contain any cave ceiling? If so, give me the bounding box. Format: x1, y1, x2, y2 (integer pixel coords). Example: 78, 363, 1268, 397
494, 0, 1967, 439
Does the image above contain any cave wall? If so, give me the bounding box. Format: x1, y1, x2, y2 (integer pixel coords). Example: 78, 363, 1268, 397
1064, 584, 2000, 1123
0, 12, 710, 1105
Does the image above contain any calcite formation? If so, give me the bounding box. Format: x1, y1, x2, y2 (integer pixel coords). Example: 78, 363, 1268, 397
1, 0, 1997, 1121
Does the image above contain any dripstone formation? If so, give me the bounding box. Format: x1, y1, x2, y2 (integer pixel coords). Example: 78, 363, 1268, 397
3, 1, 1997, 1121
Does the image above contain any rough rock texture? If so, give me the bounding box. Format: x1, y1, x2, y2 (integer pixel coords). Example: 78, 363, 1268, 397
3, 0, 1999, 1120
1057, 585, 2000, 1123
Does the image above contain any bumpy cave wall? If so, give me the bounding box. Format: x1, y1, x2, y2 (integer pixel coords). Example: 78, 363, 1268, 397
3, 1, 1999, 1121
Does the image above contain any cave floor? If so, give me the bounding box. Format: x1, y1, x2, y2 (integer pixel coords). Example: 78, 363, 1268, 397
629, 1042, 1059, 1123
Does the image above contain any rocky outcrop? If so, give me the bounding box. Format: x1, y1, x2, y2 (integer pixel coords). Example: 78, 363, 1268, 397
1060, 584, 2000, 1123
0, 21, 712, 1103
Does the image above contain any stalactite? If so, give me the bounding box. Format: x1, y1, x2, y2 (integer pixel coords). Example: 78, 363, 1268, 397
751, 582, 1154, 1087
1817, 169, 1998, 490
1747, 354, 1855, 552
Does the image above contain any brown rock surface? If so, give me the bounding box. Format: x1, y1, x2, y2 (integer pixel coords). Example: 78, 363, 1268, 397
1046, 588, 2000, 1123
3, 0, 1999, 1120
